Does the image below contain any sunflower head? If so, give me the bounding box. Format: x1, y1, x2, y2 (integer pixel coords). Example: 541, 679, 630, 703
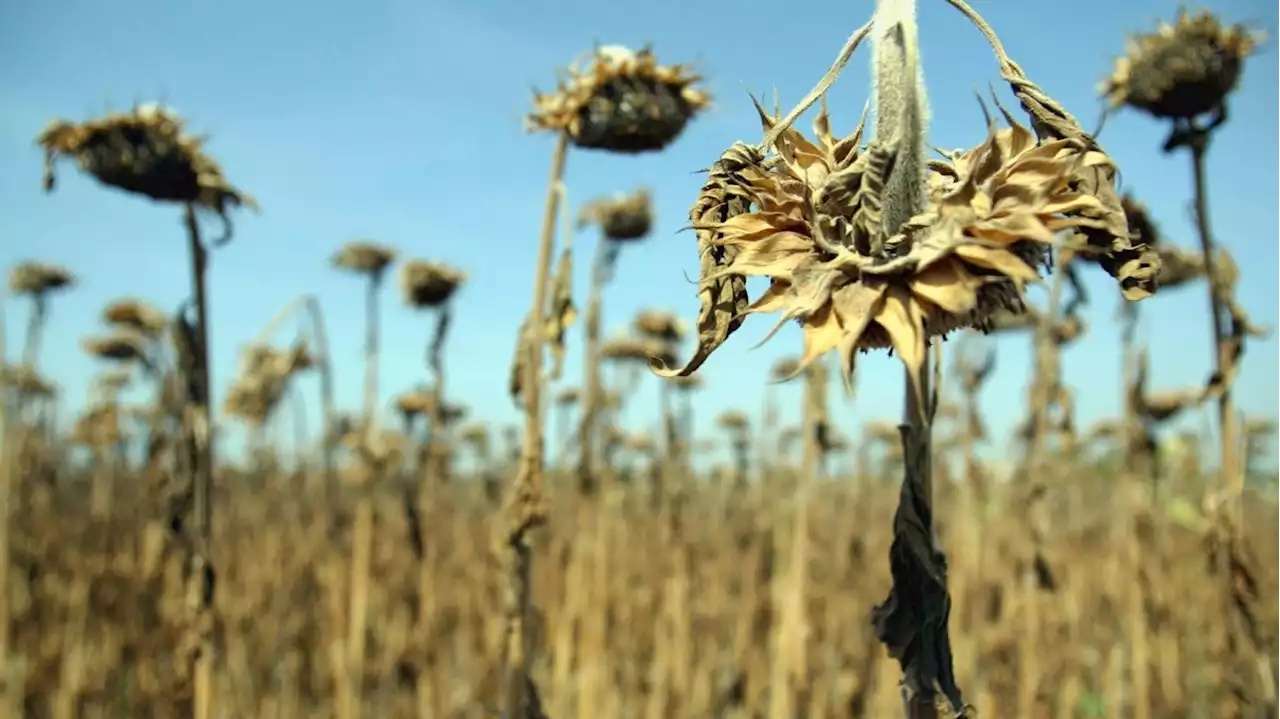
633, 309, 686, 343
1101, 9, 1262, 121
715, 409, 749, 433
102, 297, 168, 337
526, 45, 711, 153
82, 330, 150, 364
400, 259, 466, 309
8, 261, 74, 296
332, 241, 397, 278
654, 97, 1158, 388
577, 187, 654, 241
36, 104, 257, 218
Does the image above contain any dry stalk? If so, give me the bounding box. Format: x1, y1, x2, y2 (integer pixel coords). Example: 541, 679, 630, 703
499, 130, 564, 718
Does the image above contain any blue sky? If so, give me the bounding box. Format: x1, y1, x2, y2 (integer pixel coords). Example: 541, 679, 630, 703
1, 0, 1276, 468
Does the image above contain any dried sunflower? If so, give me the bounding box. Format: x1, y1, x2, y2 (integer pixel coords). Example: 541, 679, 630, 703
716, 410, 749, 432
526, 45, 711, 153
82, 330, 151, 365
578, 188, 654, 241
1101, 9, 1262, 121
332, 241, 397, 277
8, 261, 74, 295
656, 99, 1148, 388
633, 309, 686, 343
37, 104, 257, 236
102, 297, 168, 337
0, 364, 56, 398
400, 259, 466, 308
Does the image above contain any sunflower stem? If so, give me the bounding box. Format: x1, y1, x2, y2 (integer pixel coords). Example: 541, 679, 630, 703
183, 203, 216, 719
499, 130, 566, 719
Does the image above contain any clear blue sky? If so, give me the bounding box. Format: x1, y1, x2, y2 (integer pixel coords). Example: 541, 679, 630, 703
1, 0, 1276, 467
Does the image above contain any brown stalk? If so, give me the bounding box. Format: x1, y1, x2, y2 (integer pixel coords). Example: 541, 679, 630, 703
576, 240, 610, 495
182, 204, 217, 719
769, 361, 825, 717
499, 131, 564, 719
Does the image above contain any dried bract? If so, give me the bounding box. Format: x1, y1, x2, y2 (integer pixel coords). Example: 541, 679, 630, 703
102, 297, 168, 337
1101, 9, 1261, 121
1155, 246, 1208, 290
36, 104, 257, 228
578, 188, 654, 241
8, 261, 74, 296
332, 241, 397, 277
400, 259, 467, 309
526, 45, 711, 153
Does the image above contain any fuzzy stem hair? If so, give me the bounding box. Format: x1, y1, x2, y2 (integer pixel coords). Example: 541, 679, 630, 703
872, 0, 931, 237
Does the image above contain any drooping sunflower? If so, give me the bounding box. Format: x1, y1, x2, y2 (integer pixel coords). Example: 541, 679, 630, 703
656, 97, 1158, 386
526, 45, 711, 153
577, 187, 654, 240
1100, 9, 1262, 121
37, 103, 257, 237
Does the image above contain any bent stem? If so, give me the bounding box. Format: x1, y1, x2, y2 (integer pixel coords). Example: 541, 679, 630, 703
500, 131, 566, 719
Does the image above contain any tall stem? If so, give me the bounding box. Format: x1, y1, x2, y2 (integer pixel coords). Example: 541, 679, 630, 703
362, 274, 382, 434
577, 239, 608, 495
500, 131, 567, 719
183, 203, 216, 719
1179, 118, 1277, 713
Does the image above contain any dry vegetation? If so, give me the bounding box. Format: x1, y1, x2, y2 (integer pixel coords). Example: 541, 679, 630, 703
2, 3, 1277, 719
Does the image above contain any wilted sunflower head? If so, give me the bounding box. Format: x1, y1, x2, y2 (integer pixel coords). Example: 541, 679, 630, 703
332, 241, 397, 277
633, 309, 686, 343
8, 261, 74, 296
0, 363, 56, 398
102, 297, 168, 337
1101, 9, 1262, 121
770, 356, 802, 382
578, 188, 654, 241
526, 44, 711, 153
37, 103, 257, 217
400, 259, 466, 309
82, 330, 150, 364
394, 388, 433, 419
95, 368, 134, 394
658, 98, 1155, 386
716, 409, 749, 432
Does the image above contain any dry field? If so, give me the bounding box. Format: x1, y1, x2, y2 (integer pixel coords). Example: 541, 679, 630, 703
3, 2, 1277, 718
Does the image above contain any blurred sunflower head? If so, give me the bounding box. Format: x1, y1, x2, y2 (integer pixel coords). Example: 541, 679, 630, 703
37, 103, 257, 230
1101, 9, 1262, 121
527, 45, 710, 153
577, 187, 654, 241
400, 259, 466, 309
